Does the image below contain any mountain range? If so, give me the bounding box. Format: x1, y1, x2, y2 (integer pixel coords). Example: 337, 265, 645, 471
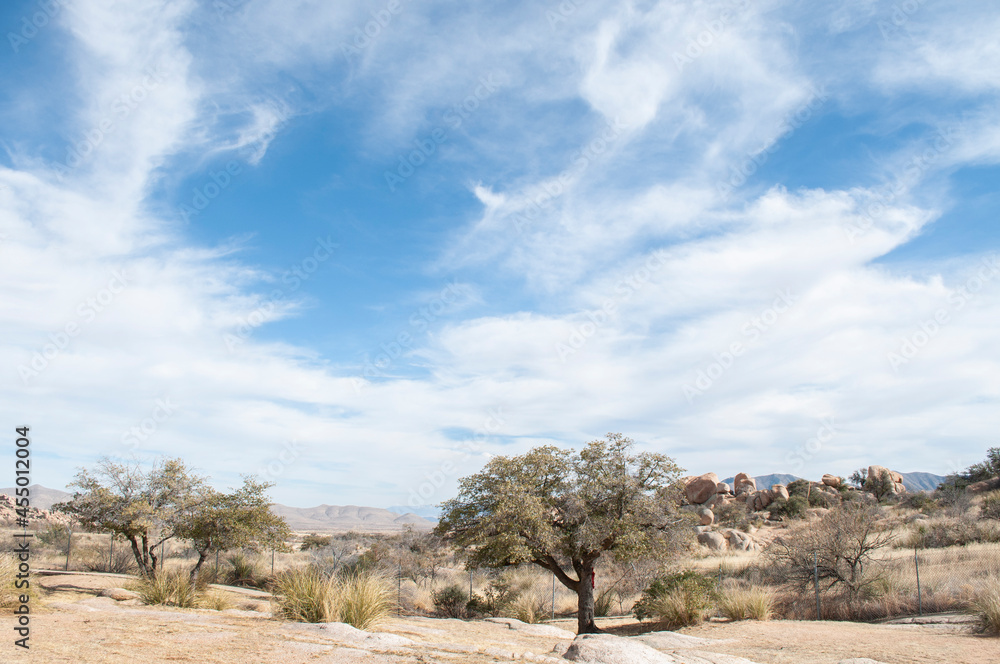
718, 472, 947, 492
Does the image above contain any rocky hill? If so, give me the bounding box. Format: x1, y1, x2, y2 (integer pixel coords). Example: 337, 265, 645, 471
269, 504, 435, 532
0, 484, 72, 510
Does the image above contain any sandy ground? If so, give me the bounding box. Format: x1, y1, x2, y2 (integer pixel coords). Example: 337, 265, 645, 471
2, 573, 995, 663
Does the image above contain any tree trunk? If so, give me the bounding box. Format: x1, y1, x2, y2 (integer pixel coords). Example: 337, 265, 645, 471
190, 550, 210, 584
129, 536, 153, 578
574, 560, 601, 634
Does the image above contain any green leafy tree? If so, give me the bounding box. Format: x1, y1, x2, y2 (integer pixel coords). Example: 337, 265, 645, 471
56, 457, 207, 578
436, 433, 691, 634
941, 447, 1000, 490
175, 476, 291, 583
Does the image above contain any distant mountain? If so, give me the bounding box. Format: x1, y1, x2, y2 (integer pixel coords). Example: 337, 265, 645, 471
720, 473, 803, 489
0, 484, 71, 510
270, 504, 435, 533
387, 505, 440, 521
898, 472, 947, 492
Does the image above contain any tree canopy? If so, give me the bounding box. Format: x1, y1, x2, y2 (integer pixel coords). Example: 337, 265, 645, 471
436, 433, 692, 634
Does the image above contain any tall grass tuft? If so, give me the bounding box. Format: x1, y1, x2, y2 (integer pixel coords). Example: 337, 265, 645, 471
335, 572, 394, 630
647, 588, 711, 629
130, 570, 199, 608
225, 552, 263, 588
718, 586, 774, 621
272, 568, 338, 623
973, 582, 1000, 635
511, 590, 548, 624
0, 554, 34, 608
200, 591, 235, 611
272, 568, 394, 629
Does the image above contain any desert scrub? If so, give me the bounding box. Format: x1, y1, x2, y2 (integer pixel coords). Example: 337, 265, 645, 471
634, 571, 717, 628
225, 552, 264, 588
432, 584, 469, 618
980, 491, 1000, 521
973, 582, 1000, 635
200, 591, 235, 611
717, 585, 774, 621
130, 570, 199, 607
336, 571, 394, 630
272, 568, 394, 629
272, 568, 337, 622
902, 517, 1000, 548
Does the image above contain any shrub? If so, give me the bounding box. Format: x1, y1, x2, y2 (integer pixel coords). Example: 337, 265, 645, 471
432, 584, 469, 618
130, 570, 199, 607
271, 568, 337, 623
901, 492, 939, 513
973, 582, 1000, 635
594, 589, 615, 617
36, 523, 72, 554
634, 571, 716, 627
980, 491, 1000, 521
467, 575, 519, 617
200, 591, 234, 611
717, 585, 774, 621
225, 552, 264, 588
510, 590, 548, 623
902, 518, 1000, 548
300, 534, 332, 551
79, 538, 138, 574
336, 571, 394, 630
786, 479, 811, 497
713, 499, 751, 529
768, 496, 808, 520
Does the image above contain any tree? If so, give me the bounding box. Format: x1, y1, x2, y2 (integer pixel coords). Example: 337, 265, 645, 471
175, 476, 291, 583
435, 433, 691, 634
850, 467, 894, 502
768, 502, 894, 599
941, 447, 1000, 490
56, 457, 207, 578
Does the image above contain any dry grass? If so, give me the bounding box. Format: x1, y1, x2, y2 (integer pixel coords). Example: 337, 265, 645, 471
972, 581, 1000, 635
129, 570, 199, 608
271, 568, 394, 629
199, 591, 235, 611
718, 585, 774, 621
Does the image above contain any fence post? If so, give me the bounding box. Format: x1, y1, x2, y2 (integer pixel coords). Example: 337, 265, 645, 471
215, 550, 220, 577
108, 534, 114, 572
398, 563, 402, 617
271, 548, 275, 575
64, 527, 73, 571
914, 546, 922, 616
551, 572, 556, 620
469, 569, 473, 601
814, 551, 821, 620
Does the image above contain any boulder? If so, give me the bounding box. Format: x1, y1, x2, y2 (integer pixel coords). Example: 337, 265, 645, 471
734, 475, 757, 495
889, 470, 904, 484
821, 474, 841, 487
98, 588, 140, 601
750, 489, 774, 511
697, 531, 728, 551
722, 529, 758, 552
716, 482, 731, 495
771, 484, 790, 501
562, 633, 678, 663
967, 476, 1000, 494
696, 506, 714, 526
483, 617, 576, 639
686, 475, 719, 504
701, 493, 722, 509
892, 482, 907, 494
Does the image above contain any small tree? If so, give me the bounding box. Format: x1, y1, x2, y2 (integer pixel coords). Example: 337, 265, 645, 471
768, 502, 894, 599
436, 433, 691, 634
175, 476, 291, 583
56, 457, 207, 578
850, 467, 894, 502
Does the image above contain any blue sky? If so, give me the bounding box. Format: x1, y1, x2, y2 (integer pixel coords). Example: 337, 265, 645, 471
2, 0, 999, 510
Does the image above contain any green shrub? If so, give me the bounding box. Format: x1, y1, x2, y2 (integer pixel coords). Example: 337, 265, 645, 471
717, 585, 774, 621
714, 500, 751, 529
432, 584, 469, 618
901, 492, 940, 513
300, 533, 332, 551
467, 576, 519, 617
768, 495, 808, 520
980, 491, 1000, 521
634, 571, 716, 625
903, 518, 1000, 548
130, 570, 199, 607
786, 479, 811, 497
225, 552, 264, 588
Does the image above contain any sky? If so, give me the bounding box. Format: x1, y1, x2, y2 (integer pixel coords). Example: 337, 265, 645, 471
2, 0, 998, 511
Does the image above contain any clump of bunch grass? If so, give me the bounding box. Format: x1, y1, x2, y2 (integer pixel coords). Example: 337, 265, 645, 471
0, 554, 35, 608
200, 591, 235, 611
634, 570, 717, 628
271, 567, 394, 629
129, 570, 199, 608
717, 585, 774, 621
972, 581, 1000, 635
